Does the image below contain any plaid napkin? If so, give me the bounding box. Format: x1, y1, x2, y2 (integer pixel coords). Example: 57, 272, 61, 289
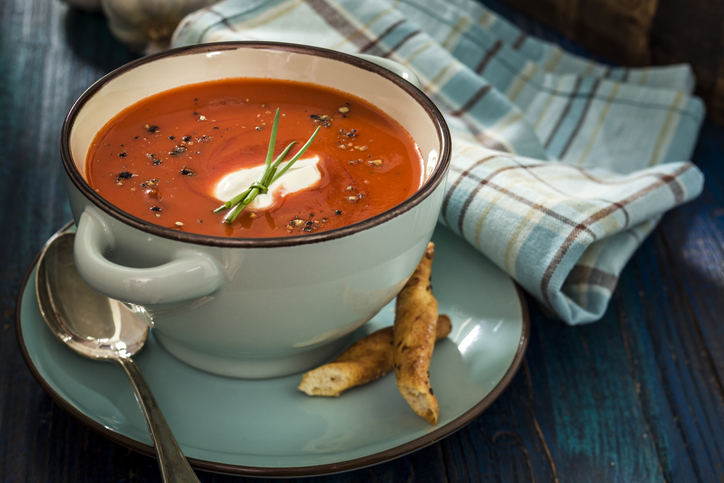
171, 0, 705, 324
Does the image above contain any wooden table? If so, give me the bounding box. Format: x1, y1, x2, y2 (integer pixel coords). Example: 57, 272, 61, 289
2, 1, 722, 481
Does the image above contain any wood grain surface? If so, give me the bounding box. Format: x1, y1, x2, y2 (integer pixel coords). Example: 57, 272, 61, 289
1, 1, 723, 482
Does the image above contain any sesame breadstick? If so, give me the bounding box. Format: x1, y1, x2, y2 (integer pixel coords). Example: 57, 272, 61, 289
298, 314, 450, 397
393, 242, 440, 425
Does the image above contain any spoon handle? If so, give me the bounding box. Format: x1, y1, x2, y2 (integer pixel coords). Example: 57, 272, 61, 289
114, 357, 201, 483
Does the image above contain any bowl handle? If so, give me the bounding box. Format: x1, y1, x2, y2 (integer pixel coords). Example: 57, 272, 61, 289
73, 208, 224, 305
355, 54, 422, 90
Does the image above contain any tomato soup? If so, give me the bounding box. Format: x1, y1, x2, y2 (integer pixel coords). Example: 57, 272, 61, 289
85, 78, 424, 238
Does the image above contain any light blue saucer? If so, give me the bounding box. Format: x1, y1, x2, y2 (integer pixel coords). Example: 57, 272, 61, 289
16, 224, 528, 477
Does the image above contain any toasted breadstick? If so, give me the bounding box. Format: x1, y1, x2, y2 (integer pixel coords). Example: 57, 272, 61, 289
298, 314, 451, 397
393, 242, 440, 425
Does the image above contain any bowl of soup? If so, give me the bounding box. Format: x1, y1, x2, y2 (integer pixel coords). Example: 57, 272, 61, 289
62, 42, 451, 378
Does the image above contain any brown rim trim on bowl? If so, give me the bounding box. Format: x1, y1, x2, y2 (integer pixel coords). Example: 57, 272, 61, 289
16, 222, 530, 477
61, 41, 452, 248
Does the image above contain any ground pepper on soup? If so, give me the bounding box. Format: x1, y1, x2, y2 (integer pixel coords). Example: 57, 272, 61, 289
85, 78, 424, 238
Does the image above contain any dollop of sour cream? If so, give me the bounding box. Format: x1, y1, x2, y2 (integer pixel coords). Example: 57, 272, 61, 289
214, 156, 321, 210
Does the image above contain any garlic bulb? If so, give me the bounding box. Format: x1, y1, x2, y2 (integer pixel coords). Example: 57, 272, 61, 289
101, 0, 219, 54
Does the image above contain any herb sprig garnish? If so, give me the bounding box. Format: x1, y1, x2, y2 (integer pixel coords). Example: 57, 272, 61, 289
214, 108, 321, 224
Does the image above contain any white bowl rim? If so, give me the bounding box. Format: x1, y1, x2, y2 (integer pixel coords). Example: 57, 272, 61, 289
61, 41, 451, 248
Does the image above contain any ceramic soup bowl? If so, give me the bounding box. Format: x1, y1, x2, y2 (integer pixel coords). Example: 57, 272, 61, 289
62, 42, 451, 379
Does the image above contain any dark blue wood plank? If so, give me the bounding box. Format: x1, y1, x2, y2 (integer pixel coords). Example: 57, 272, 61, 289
440, 361, 558, 483
658, 121, 724, 385
614, 251, 701, 482
626, 227, 724, 482
524, 301, 667, 482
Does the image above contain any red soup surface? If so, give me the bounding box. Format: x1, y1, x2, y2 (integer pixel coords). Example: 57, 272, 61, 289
86, 78, 424, 238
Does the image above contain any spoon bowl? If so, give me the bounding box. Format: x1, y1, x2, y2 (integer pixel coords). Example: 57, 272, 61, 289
36, 231, 148, 359
35, 230, 200, 483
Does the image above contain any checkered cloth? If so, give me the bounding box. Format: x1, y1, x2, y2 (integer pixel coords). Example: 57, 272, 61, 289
172, 0, 705, 324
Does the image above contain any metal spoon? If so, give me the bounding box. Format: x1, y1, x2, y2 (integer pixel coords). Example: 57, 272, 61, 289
35, 230, 200, 483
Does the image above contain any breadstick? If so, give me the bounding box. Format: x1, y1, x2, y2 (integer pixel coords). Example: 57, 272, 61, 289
298, 314, 451, 397
393, 242, 440, 425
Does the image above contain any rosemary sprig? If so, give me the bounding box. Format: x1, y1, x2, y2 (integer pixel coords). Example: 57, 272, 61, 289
214, 108, 321, 224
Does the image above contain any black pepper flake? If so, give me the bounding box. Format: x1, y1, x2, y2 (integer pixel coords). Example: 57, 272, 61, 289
169, 136, 175, 140
169, 145, 187, 156
302, 226, 313, 232
181, 167, 196, 176
145, 124, 160, 133
310, 113, 332, 127
118, 152, 127, 157
150, 206, 161, 212
335, 210, 342, 215
183, 136, 192, 142
117, 171, 133, 181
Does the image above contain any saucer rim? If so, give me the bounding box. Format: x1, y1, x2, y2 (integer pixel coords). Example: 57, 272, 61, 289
15, 222, 530, 477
